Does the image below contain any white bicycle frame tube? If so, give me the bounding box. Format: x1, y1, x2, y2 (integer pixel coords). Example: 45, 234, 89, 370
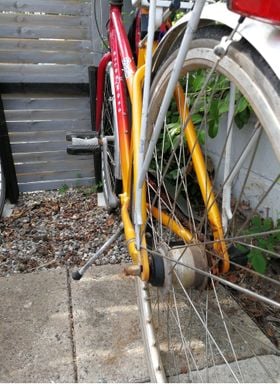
222, 82, 235, 231
135, 0, 157, 237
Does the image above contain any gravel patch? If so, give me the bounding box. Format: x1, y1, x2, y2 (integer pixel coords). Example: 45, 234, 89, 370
0, 187, 130, 277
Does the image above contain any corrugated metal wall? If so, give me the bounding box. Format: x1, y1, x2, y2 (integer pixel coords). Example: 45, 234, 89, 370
0, 0, 133, 192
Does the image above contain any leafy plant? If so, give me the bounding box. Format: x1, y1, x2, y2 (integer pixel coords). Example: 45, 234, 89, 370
187, 71, 252, 139
172, 10, 185, 24
150, 66, 255, 240
241, 216, 280, 274
78, 183, 102, 196
163, 68, 253, 158
58, 184, 69, 194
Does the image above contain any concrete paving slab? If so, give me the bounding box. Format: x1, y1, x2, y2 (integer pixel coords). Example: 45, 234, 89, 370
0, 263, 278, 384
169, 355, 280, 383
0, 268, 75, 382
71, 264, 149, 383
149, 284, 278, 381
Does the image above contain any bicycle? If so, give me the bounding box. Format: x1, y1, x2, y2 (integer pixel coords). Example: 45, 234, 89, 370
68, 0, 280, 383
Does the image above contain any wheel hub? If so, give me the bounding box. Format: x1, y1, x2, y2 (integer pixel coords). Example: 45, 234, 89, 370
168, 245, 208, 290
149, 244, 208, 293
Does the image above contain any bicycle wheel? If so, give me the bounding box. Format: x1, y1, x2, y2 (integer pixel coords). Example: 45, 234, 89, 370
137, 26, 280, 382
100, 63, 122, 210
0, 156, 6, 215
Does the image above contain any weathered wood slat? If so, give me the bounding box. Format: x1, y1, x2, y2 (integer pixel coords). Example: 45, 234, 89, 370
0, 14, 90, 27
3, 97, 90, 110
9, 130, 94, 143
0, 49, 93, 65
0, 64, 89, 83
0, 38, 92, 52
0, 84, 89, 95
18, 177, 95, 193
9, 130, 74, 143
0, 23, 90, 40
17, 167, 94, 182
5, 108, 90, 121
11, 133, 94, 145
15, 159, 93, 174
11, 140, 80, 153
14, 150, 93, 163
0, 0, 91, 16
6, 119, 92, 132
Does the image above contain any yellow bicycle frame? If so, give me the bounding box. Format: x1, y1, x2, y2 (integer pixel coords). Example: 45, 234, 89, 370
118, 10, 230, 280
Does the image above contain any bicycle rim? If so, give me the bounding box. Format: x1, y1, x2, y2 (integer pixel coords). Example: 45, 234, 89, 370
137, 26, 280, 382
100, 63, 121, 210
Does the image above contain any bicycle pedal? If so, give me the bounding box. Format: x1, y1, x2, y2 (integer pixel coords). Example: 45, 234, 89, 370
66, 132, 96, 142
66, 137, 101, 155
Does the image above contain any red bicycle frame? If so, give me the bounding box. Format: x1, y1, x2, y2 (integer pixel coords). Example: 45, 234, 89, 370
95, 2, 137, 195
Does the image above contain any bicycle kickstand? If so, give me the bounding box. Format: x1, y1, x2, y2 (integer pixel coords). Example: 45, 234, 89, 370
72, 223, 124, 280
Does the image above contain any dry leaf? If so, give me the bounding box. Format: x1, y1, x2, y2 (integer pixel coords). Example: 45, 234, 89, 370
106, 217, 115, 226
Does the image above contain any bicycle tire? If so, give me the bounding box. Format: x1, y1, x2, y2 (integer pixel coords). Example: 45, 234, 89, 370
137, 25, 280, 383
100, 63, 122, 211
0, 157, 6, 216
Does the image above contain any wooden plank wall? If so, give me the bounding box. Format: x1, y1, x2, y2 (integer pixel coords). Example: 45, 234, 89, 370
0, 0, 94, 83
1, 84, 95, 192
0, 0, 133, 193
0, 0, 99, 192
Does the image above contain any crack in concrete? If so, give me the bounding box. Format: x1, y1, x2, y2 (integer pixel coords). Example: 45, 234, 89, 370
66, 266, 78, 382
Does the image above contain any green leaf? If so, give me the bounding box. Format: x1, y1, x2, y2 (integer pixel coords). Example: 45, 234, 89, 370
209, 99, 219, 118
266, 237, 276, 251
251, 215, 262, 229
208, 119, 219, 138
234, 106, 251, 129
192, 72, 205, 92
218, 96, 229, 115
257, 238, 269, 251
249, 250, 267, 274
263, 218, 273, 231
191, 113, 203, 125
197, 130, 206, 145
163, 140, 171, 153
236, 244, 249, 253
235, 96, 249, 114
166, 122, 179, 131
168, 168, 180, 180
